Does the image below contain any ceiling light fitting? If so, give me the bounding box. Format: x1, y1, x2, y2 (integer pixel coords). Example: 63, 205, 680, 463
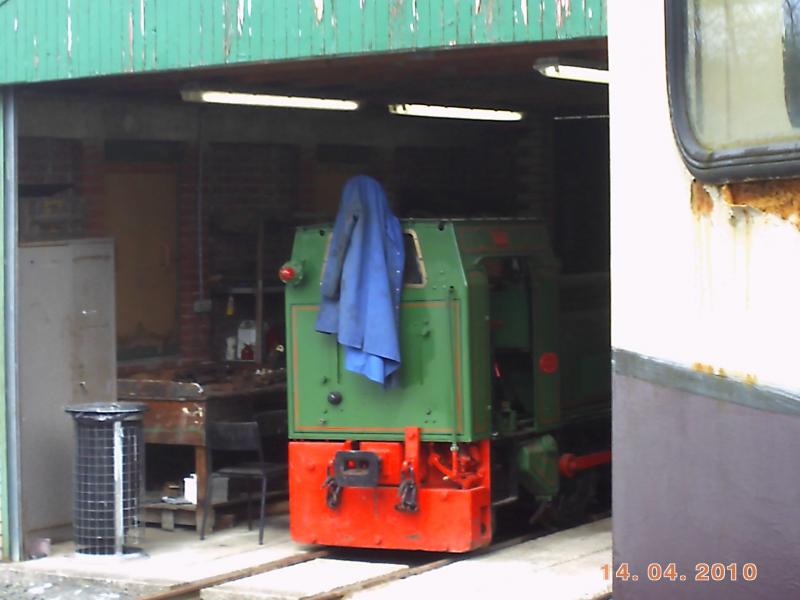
388, 103, 524, 121
181, 90, 360, 111
534, 59, 609, 85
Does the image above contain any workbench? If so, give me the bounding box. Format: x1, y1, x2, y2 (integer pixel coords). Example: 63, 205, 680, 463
118, 376, 286, 532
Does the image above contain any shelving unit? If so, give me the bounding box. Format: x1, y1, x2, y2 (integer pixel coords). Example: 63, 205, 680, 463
209, 217, 288, 364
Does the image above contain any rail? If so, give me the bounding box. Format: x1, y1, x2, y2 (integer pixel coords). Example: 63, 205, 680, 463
136, 531, 546, 600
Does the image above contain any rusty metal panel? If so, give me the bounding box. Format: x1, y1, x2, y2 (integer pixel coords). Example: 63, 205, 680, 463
0, 0, 606, 85
137, 400, 206, 446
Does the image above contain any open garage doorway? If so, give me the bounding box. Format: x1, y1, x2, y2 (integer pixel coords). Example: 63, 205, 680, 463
8, 40, 609, 559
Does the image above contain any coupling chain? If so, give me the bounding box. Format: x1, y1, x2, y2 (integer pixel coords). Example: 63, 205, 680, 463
395, 465, 419, 513
323, 464, 342, 509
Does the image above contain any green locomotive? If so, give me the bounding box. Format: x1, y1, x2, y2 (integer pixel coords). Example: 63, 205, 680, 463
281, 218, 609, 552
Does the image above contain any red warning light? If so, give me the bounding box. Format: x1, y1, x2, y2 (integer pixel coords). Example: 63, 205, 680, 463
539, 352, 559, 374
278, 265, 296, 283
490, 230, 510, 246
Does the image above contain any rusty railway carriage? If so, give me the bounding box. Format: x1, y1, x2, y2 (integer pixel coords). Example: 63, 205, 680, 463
610, 1, 800, 597
281, 218, 610, 552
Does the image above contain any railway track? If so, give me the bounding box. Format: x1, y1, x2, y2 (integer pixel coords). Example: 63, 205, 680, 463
137, 531, 546, 600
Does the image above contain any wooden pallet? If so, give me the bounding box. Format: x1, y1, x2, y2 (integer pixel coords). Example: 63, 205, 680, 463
143, 493, 288, 533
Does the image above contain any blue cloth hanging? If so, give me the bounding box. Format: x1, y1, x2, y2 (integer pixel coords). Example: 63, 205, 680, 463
315, 176, 405, 385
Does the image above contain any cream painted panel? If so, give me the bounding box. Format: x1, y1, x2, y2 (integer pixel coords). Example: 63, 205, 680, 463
609, 1, 800, 393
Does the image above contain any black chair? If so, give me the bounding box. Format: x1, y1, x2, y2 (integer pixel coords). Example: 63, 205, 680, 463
199, 421, 286, 544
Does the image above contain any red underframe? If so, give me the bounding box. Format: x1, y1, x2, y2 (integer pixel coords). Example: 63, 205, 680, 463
288, 433, 492, 553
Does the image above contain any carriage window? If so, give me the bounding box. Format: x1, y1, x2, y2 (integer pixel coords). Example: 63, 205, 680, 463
667, 0, 800, 181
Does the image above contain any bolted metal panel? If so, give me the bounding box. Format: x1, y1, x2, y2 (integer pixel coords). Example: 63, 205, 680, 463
285, 218, 610, 443
0, 0, 606, 85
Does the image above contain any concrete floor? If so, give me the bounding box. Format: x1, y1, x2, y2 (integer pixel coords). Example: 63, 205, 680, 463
3, 515, 612, 600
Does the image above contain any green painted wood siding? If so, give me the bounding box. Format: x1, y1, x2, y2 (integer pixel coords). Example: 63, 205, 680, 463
0, 0, 605, 85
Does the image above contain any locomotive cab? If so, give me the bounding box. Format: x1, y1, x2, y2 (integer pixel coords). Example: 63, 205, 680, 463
283, 218, 609, 552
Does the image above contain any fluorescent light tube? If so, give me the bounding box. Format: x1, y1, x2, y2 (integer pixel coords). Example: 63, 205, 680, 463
534, 60, 609, 85
181, 90, 359, 111
388, 103, 524, 121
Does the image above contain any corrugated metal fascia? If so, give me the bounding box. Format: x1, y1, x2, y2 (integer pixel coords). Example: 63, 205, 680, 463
0, 0, 606, 85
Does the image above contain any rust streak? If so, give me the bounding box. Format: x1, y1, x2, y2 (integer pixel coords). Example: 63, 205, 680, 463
692, 363, 757, 385
692, 363, 724, 377
721, 178, 800, 228
690, 180, 713, 216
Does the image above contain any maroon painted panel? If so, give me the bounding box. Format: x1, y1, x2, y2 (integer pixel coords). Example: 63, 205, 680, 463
613, 372, 800, 598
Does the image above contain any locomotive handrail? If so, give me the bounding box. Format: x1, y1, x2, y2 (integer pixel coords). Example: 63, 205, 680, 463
446, 286, 460, 459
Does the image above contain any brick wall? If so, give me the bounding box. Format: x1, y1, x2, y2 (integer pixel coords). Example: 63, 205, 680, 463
78, 140, 105, 236
19, 126, 545, 363
177, 144, 212, 362
204, 142, 299, 285
515, 115, 556, 224
18, 137, 79, 186
393, 143, 519, 216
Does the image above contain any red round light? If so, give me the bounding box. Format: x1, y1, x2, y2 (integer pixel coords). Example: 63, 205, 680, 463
278, 265, 296, 283
539, 352, 559, 374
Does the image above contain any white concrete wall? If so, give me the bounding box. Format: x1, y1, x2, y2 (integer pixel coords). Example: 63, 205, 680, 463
608, 1, 800, 393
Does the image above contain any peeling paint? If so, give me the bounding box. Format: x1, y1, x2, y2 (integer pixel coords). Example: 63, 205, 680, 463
0, 0, 606, 84
128, 11, 135, 70
66, 15, 72, 57
222, 0, 232, 58
690, 180, 713, 216
556, 0, 571, 28
720, 178, 800, 229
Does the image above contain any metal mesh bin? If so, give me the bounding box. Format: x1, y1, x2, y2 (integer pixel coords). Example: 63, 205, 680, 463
65, 403, 147, 556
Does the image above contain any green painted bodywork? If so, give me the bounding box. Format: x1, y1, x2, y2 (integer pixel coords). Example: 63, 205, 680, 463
516, 434, 559, 500
0, 0, 606, 85
285, 218, 610, 447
